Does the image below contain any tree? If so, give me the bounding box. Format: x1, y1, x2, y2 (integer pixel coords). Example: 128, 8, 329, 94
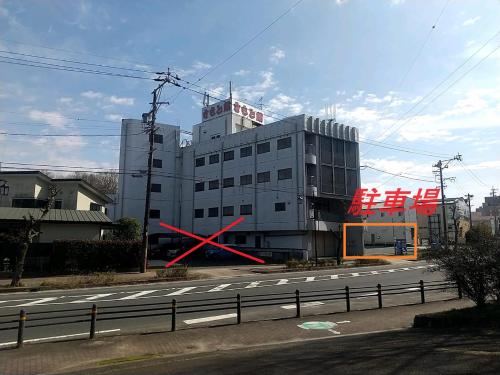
72, 171, 118, 194
10, 185, 59, 287
114, 217, 141, 241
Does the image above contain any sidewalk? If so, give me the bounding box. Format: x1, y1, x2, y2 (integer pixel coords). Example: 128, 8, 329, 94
0, 298, 473, 375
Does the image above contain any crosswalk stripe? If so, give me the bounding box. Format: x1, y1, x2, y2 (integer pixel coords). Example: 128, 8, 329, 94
17, 297, 58, 306
351, 273, 360, 277
70, 294, 115, 303
305, 277, 316, 282
166, 287, 196, 296
330, 275, 339, 280
208, 284, 231, 292
276, 279, 289, 285
245, 281, 261, 288
120, 290, 158, 300
371, 271, 379, 275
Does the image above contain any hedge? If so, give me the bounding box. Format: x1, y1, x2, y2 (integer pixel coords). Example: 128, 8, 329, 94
51, 240, 141, 273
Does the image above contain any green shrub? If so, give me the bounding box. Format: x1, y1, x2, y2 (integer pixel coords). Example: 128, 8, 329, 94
156, 264, 189, 279
51, 240, 141, 273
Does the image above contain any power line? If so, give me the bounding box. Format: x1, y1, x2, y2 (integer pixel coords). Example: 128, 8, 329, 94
362, 165, 435, 182
168, 0, 305, 104
0, 131, 144, 137
458, 160, 489, 188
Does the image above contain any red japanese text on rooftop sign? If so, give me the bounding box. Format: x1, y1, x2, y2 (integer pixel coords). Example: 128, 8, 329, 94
202, 100, 264, 125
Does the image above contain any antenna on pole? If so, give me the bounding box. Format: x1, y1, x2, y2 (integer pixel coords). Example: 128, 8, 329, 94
229, 81, 233, 101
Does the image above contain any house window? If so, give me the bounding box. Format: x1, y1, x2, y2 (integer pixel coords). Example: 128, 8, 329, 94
257, 142, 270, 154
195, 182, 205, 192
151, 183, 161, 193
240, 174, 252, 185
277, 137, 292, 150
235, 235, 247, 244
209, 180, 219, 190
153, 159, 163, 168
223, 177, 234, 188
223, 150, 234, 161
381, 212, 385, 217
153, 134, 163, 144
275, 202, 286, 212
240, 146, 252, 158
208, 207, 219, 217
149, 209, 160, 218
257, 171, 271, 183
277, 168, 292, 180
90, 202, 102, 211
240, 204, 252, 215
223, 206, 234, 216
194, 209, 204, 218
209, 154, 219, 164
195, 157, 205, 167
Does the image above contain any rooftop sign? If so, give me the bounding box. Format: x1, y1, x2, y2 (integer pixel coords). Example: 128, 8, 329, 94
202, 99, 264, 125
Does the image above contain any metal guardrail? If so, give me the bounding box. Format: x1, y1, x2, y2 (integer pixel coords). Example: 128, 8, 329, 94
0, 279, 462, 348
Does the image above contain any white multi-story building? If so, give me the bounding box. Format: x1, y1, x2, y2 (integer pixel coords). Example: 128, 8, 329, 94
116, 98, 363, 260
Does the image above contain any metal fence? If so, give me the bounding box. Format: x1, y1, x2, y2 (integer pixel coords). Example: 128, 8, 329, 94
0, 279, 461, 348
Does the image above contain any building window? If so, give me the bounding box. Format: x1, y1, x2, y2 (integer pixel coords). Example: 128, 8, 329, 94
240, 146, 252, 158
277, 137, 292, 150
333, 140, 345, 166
275, 202, 286, 212
320, 136, 333, 164
12, 198, 61, 209
381, 212, 385, 217
345, 142, 358, 168
153, 159, 163, 168
223, 206, 234, 216
240, 204, 252, 215
346, 169, 358, 196
90, 202, 102, 211
223, 150, 234, 161
223, 177, 234, 188
209, 154, 220, 164
321, 165, 333, 194
209, 179, 219, 190
149, 209, 160, 218
195, 182, 205, 192
151, 183, 161, 193
240, 174, 252, 185
257, 142, 270, 154
194, 209, 204, 218
195, 157, 205, 167
334, 168, 345, 195
208, 207, 219, 217
277, 168, 292, 180
153, 134, 163, 144
257, 171, 271, 183
235, 235, 247, 245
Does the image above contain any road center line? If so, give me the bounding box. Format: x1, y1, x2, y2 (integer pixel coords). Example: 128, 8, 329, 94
183, 313, 236, 325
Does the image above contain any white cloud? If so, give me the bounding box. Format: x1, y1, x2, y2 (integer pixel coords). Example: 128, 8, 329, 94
28, 110, 67, 128
462, 16, 480, 27
234, 69, 250, 76
269, 46, 285, 64
105, 114, 122, 122
267, 94, 303, 115
192, 61, 211, 70
335, 0, 349, 5
81, 91, 103, 99
58, 97, 73, 104
233, 71, 277, 101
53, 136, 87, 148
109, 95, 134, 106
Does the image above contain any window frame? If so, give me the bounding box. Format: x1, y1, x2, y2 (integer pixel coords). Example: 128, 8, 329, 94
277, 137, 292, 150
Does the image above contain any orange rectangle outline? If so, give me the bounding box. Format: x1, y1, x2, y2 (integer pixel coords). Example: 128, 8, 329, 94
343, 222, 418, 260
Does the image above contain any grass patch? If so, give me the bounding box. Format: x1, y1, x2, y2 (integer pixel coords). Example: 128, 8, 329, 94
414, 303, 500, 329
40, 272, 116, 289
155, 264, 190, 280
284, 258, 390, 272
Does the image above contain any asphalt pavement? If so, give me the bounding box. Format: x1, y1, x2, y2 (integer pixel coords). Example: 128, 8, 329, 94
0, 260, 451, 347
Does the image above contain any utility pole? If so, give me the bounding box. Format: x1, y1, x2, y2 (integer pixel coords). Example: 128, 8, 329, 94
140, 71, 180, 273
433, 154, 462, 250
464, 193, 473, 227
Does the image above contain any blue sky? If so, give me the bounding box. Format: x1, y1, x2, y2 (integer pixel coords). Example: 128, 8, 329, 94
0, 0, 499, 209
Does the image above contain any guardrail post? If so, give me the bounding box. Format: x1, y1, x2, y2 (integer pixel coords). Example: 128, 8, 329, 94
171, 299, 177, 332
236, 294, 241, 324
17, 309, 26, 349
457, 283, 463, 299
377, 284, 382, 309
419, 280, 425, 304
295, 289, 301, 318
89, 304, 97, 339
345, 286, 350, 312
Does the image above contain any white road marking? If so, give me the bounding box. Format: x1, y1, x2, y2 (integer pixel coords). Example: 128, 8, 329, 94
371, 271, 379, 275
183, 313, 236, 325
120, 290, 158, 300
351, 273, 360, 277
208, 284, 231, 292
387, 269, 395, 273
70, 293, 115, 303
336, 320, 351, 324
305, 277, 316, 282
17, 297, 59, 307
330, 275, 339, 280
276, 279, 289, 285
0, 329, 120, 347
166, 287, 196, 296
281, 301, 324, 310
405, 287, 420, 291
245, 281, 261, 288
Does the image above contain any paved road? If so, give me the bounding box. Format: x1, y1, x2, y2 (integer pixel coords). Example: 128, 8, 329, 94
67, 329, 500, 375
0, 261, 453, 347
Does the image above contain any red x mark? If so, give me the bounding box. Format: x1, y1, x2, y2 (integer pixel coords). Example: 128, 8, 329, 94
160, 217, 265, 268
